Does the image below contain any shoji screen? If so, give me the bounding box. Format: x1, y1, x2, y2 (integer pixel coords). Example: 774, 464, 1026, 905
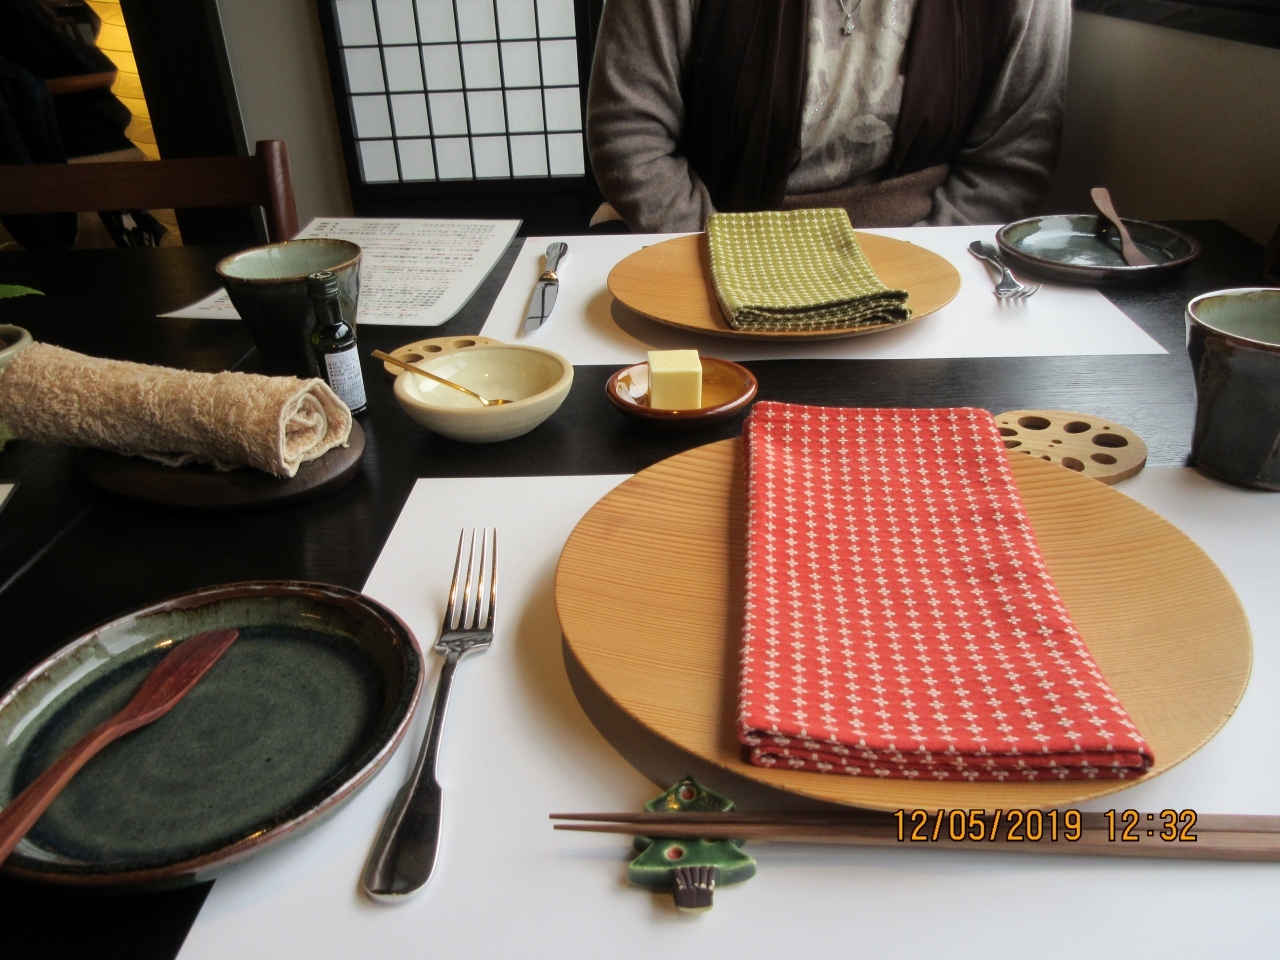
331, 0, 586, 184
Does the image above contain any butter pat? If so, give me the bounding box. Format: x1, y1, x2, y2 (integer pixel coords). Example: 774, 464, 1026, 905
647, 350, 702, 410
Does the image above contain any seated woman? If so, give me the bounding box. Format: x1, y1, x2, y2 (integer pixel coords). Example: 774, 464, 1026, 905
586, 0, 1070, 232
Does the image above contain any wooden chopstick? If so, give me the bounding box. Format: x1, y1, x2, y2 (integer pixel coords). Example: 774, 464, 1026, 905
550, 811, 1280, 862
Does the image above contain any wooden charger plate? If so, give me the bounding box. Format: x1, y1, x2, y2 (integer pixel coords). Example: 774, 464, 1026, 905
556, 440, 1252, 811
606, 233, 962, 341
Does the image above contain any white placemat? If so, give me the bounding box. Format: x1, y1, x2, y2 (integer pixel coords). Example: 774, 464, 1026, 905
180, 468, 1280, 960
481, 227, 1167, 364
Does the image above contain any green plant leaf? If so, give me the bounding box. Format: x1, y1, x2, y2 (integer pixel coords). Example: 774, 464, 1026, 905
0, 285, 43, 300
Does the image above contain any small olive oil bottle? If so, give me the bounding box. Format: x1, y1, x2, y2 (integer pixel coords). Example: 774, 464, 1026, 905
307, 271, 367, 414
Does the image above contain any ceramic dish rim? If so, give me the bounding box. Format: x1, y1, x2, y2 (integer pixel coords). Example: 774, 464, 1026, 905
0, 324, 34, 368
215, 238, 363, 285
0, 579, 424, 888
393, 343, 574, 416
995, 214, 1201, 275
605, 357, 759, 422
1186, 286, 1280, 353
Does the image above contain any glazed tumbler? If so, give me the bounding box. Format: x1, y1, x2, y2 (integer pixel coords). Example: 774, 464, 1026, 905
1187, 288, 1280, 489
217, 239, 361, 378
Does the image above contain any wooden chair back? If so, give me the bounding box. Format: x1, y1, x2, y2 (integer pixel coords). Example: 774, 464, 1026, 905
0, 140, 299, 242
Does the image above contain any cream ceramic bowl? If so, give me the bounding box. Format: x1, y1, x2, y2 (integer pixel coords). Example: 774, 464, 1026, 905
0, 325, 33, 375
393, 344, 573, 442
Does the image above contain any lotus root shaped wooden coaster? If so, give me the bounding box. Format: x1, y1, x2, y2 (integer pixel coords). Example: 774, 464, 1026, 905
381, 335, 502, 379
994, 410, 1147, 484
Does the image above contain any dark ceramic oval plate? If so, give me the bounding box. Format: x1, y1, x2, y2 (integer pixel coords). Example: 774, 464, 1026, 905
0, 581, 423, 887
997, 215, 1200, 284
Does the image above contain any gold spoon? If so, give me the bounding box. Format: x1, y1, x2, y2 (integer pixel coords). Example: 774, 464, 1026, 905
372, 350, 510, 406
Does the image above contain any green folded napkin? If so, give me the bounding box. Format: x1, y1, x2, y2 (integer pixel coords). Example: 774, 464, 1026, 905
706, 208, 911, 332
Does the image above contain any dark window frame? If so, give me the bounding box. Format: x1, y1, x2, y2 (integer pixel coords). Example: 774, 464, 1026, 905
1075, 0, 1280, 50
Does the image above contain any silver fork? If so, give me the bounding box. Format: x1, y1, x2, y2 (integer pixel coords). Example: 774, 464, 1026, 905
968, 240, 1041, 299
363, 528, 497, 902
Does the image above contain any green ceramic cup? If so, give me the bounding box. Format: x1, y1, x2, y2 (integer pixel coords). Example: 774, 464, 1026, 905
1187, 288, 1280, 489
217, 239, 361, 378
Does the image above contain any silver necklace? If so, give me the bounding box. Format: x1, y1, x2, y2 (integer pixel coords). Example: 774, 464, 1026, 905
834, 0, 864, 34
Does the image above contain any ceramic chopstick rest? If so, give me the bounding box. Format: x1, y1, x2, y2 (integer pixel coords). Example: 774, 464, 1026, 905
626, 776, 755, 912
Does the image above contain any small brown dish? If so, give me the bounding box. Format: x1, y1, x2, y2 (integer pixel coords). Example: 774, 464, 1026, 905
79, 422, 366, 512
606, 357, 757, 429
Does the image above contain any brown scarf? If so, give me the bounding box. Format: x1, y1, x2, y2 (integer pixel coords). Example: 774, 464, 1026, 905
681, 0, 1018, 213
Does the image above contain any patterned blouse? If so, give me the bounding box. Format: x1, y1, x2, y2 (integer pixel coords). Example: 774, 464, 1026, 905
788, 0, 919, 195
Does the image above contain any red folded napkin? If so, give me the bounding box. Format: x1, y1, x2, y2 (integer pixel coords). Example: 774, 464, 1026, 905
739, 402, 1153, 781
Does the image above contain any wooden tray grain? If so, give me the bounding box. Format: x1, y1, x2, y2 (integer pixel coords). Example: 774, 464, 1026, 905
606, 233, 962, 341
556, 440, 1252, 811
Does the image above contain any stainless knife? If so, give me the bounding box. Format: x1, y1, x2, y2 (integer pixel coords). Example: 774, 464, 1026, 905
522, 242, 567, 333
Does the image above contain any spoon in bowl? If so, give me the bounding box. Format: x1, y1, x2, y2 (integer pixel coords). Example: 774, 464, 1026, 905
373, 350, 509, 406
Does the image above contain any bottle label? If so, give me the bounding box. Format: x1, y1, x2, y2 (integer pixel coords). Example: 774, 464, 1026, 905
323, 344, 367, 411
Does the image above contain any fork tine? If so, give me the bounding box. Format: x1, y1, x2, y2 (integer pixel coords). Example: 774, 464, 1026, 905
473, 528, 489, 629
461, 527, 478, 630
443, 530, 466, 630
485, 529, 498, 630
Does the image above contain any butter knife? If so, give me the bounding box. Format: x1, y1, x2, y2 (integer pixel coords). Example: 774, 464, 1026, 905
522, 242, 567, 333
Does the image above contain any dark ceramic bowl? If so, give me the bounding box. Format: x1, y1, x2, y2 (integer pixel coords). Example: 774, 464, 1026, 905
606, 357, 757, 429
0, 581, 422, 888
997, 215, 1200, 284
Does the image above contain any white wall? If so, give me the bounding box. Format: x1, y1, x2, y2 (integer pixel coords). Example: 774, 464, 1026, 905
211, 4, 1279, 246
214, 0, 354, 226
1047, 11, 1280, 245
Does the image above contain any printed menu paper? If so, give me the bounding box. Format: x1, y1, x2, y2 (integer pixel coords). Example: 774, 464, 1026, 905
162, 218, 520, 326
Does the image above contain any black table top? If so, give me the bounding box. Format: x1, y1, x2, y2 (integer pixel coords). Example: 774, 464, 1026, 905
0, 220, 1269, 959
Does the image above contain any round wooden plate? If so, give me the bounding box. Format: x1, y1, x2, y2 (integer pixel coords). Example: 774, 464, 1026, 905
556, 440, 1252, 811
606, 233, 962, 341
